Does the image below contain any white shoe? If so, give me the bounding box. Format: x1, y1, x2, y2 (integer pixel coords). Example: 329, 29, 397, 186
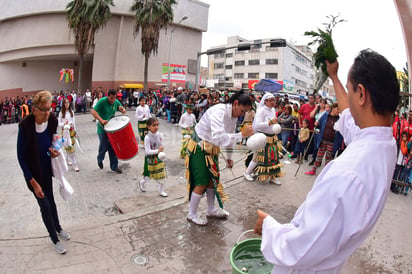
139, 180, 146, 192
159, 191, 168, 197
270, 178, 281, 185
243, 172, 254, 181
206, 208, 230, 219
186, 215, 207, 226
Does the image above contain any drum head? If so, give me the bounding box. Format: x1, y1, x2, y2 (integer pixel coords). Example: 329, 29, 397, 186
105, 116, 130, 132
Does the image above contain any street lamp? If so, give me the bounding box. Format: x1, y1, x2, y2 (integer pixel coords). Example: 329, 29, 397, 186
167, 16, 188, 91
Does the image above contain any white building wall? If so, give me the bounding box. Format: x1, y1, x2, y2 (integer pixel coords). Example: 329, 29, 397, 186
0, 0, 209, 94
207, 36, 313, 92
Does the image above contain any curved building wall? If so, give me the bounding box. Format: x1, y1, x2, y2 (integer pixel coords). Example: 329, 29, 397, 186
0, 0, 209, 98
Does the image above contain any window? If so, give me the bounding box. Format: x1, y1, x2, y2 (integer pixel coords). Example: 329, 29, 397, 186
214, 63, 224, 69
265, 73, 278, 79
235, 60, 245, 66
225, 53, 233, 58
248, 73, 259, 79
213, 74, 224, 80
295, 66, 307, 77
248, 59, 260, 65
214, 53, 225, 59
225, 77, 232, 81
234, 73, 244, 79
295, 79, 307, 88
265, 46, 279, 52
225, 65, 233, 69
266, 58, 278, 65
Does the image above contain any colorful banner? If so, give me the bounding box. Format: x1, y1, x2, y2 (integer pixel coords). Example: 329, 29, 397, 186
283, 79, 294, 92
248, 80, 259, 89
59, 68, 74, 83
161, 63, 186, 83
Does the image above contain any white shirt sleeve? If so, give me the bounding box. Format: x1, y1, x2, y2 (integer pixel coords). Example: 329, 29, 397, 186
333, 108, 359, 145
209, 106, 242, 147
261, 170, 368, 269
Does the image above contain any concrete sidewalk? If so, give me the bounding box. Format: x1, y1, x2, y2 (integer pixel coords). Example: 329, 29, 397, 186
1, 111, 411, 273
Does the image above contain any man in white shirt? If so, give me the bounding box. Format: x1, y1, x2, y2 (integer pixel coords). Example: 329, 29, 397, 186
255, 49, 400, 273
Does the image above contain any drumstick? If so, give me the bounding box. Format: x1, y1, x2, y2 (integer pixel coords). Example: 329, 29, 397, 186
220, 152, 236, 177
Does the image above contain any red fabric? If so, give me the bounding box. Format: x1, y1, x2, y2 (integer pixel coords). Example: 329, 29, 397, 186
393, 119, 409, 140
299, 103, 316, 130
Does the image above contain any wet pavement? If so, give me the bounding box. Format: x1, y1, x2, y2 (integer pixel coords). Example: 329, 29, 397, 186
1, 110, 412, 273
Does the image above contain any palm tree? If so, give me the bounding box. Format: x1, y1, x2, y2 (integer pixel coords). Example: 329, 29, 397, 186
130, 0, 177, 91
66, 0, 114, 92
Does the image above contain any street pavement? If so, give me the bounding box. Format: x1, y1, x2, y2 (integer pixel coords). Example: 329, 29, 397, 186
1, 109, 412, 273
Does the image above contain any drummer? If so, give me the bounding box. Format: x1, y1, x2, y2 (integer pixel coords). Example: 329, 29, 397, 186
91, 89, 126, 174
135, 97, 151, 146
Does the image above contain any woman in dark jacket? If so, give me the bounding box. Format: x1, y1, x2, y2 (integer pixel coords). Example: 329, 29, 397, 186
17, 90, 70, 254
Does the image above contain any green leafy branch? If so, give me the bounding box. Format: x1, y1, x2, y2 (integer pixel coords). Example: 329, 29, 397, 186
304, 15, 345, 76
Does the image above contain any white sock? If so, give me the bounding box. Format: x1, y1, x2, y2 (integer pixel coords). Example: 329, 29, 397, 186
189, 192, 203, 217
157, 180, 165, 193
144, 176, 150, 183
246, 160, 257, 174
206, 188, 215, 213
70, 153, 78, 168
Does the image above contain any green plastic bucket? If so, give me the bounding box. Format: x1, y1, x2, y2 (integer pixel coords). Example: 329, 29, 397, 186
230, 230, 274, 274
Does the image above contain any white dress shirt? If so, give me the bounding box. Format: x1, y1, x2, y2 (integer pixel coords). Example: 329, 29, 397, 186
179, 112, 196, 129
135, 105, 151, 121
261, 108, 396, 274
195, 103, 242, 158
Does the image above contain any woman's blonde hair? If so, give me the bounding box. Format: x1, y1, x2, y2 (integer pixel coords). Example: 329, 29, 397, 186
32, 90, 52, 108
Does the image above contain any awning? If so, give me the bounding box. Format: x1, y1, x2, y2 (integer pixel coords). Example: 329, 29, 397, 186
120, 83, 144, 89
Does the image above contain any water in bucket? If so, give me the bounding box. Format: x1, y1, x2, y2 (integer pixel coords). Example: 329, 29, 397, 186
233, 249, 273, 274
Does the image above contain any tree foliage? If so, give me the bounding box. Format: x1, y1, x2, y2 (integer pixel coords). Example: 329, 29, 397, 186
66, 0, 114, 92
130, 0, 177, 90
66, 0, 114, 57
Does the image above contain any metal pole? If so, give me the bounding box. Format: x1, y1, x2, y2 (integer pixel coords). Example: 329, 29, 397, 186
167, 16, 188, 91
167, 31, 174, 91
195, 51, 201, 92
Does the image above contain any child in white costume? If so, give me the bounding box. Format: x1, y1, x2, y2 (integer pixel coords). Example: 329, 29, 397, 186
139, 117, 168, 197
135, 97, 151, 145
58, 98, 79, 172
178, 104, 196, 158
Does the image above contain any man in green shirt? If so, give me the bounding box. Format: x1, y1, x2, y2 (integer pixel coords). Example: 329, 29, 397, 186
91, 89, 126, 173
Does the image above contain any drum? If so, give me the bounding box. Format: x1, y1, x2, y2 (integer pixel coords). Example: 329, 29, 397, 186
104, 116, 138, 160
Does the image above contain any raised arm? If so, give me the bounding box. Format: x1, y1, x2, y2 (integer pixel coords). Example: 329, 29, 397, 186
326, 60, 348, 112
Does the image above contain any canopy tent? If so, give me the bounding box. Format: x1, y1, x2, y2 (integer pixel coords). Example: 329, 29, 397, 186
120, 83, 144, 89
254, 79, 283, 93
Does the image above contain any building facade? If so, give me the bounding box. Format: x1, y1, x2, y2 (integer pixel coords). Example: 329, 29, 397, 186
0, 0, 209, 99
207, 36, 314, 94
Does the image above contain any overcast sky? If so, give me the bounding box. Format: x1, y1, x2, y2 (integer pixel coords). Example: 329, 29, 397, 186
200, 0, 408, 82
